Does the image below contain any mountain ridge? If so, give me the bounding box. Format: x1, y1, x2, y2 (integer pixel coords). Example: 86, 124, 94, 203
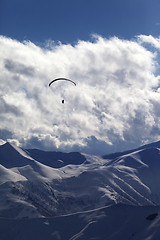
102, 140, 160, 159
0, 140, 160, 239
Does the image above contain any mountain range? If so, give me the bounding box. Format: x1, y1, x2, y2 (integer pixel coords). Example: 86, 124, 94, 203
0, 140, 160, 239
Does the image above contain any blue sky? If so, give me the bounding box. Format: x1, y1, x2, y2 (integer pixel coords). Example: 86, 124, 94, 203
0, 0, 160, 44
0, 0, 160, 154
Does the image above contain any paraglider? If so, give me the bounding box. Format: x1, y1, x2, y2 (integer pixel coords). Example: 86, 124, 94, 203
49, 78, 76, 104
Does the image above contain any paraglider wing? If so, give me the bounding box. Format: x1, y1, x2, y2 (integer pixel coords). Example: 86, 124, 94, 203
49, 78, 76, 87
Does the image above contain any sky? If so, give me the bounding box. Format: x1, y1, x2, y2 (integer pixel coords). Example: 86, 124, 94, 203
0, 0, 160, 155
0, 0, 160, 43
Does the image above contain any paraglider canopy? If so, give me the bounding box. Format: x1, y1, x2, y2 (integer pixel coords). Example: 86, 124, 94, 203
49, 78, 76, 87
49, 78, 76, 104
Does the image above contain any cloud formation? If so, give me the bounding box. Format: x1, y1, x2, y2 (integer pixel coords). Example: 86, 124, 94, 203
0, 35, 160, 155
138, 35, 160, 49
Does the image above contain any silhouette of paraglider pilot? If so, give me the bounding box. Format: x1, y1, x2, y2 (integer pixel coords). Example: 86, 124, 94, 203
49, 78, 76, 103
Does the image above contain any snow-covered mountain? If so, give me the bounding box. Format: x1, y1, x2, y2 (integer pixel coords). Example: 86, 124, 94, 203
0, 141, 160, 239
0, 204, 160, 240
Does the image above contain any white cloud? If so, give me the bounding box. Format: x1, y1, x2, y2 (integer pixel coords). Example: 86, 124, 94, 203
138, 35, 160, 49
0, 35, 160, 155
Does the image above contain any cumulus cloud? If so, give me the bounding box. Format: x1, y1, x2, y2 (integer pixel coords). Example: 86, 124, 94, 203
0, 35, 160, 155
4, 59, 35, 76
138, 35, 160, 49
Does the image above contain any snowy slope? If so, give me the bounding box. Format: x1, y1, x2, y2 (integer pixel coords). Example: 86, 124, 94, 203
0, 141, 160, 219
0, 164, 26, 184
0, 140, 160, 239
0, 204, 159, 240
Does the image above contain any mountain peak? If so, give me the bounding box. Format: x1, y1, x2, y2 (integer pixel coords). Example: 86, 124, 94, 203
0, 141, 34, 168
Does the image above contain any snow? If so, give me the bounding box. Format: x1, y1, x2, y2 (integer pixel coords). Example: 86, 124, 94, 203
0, 204, 159, 240
0, 164, 26, 184
0, 140, 160, 239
